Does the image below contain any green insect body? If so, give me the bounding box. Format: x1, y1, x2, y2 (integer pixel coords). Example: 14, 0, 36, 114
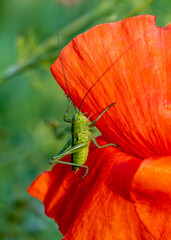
49, 101, 120, 177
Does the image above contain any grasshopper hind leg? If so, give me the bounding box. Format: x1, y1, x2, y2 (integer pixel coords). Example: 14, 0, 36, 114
50, 159, 89, 179
49, 141, 89, 178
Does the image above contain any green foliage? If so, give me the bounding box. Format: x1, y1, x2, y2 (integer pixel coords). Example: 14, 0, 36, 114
0, 0, 170, 239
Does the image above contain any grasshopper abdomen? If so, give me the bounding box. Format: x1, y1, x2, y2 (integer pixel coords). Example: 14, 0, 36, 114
71, 111, 91, 172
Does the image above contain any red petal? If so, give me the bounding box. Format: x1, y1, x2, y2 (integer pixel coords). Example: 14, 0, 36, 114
51, 15, 171, 158
28, 138, 171, 239
28, 138, 140, 238
130, 155, 171, 239
165, 23, 171, 29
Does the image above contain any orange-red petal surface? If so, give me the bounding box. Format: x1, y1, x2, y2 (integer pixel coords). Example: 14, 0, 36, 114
28, 15, 171, 240
130, 155, 171, 239
51, 15, 171, 158
28, 138, 144, 239
165, 22, 171, 29
28, 138, 171, 239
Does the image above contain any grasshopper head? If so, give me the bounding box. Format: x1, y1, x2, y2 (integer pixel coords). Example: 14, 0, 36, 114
72, 111, 89, 125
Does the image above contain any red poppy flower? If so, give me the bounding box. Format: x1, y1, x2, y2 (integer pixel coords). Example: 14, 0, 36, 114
28, 15, 171, 240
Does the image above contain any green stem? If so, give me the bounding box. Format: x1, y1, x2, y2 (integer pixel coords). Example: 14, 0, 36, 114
0, 1, 115, 85
0, 0, 154, 85
123, 0, 155, 19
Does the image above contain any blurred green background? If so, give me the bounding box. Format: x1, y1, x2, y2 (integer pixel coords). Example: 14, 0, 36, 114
0, 0, 170, 239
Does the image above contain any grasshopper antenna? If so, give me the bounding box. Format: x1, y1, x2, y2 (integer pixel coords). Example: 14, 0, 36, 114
55, 3, 76, 110
79, 80, 98, 112
79, 39, 140, 112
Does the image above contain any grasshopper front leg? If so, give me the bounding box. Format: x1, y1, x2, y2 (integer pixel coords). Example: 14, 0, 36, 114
88, 103, 121, 150
63, 100, 72, 123
88, 102, 116, 128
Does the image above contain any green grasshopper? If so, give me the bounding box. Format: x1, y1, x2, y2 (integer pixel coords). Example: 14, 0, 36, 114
49, 90, 121, 177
